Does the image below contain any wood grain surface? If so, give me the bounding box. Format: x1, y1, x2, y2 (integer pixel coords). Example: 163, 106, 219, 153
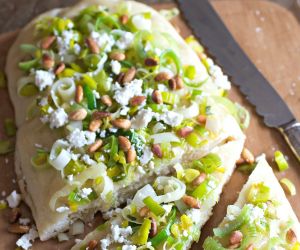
0, 1, 299, 249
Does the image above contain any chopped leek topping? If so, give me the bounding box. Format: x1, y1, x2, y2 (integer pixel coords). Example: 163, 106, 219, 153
0, 139, 14, 154
4, 118, 16, 137
237, 163, 256, 174
131, 218, 151, 245
0, 200, 7, 210
143, 196, 165, 216
280, 178, 296, 196
247, 182, 271, 204
19, 84, 39, 97
193, 153, 221, 174
274, 150, 289, 172
159, 8, 179, 20
31, 151, 49, 170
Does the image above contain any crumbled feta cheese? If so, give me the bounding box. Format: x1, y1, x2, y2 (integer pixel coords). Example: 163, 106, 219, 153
122, 245, 137, 250
49, 108, 68, 129
131, 109, 153, 129
157, 84, 168, 92
186, 209, 201, 224
56, 30, 77, 58
100, 237, 111, 250
103, 208, 122, 220
91, 31, 115, 52
113, 79, 143, 106
67, 175, 74, 182
35, 70, 55, 91
73, 43, 81, 54
209, 65, 231, 90
132, 15, 152, 31
137, 166, 146, 175
81, 154, 96, 165
71, 153, 80, 161
40, 115, 49, 124
56, 206, 70, 213
139, 146, 153, 165
111, 60, 121, 75
159, 111, 183, 127
109, 127, 118, 133
39, 97, 48, 106
16, 227, 38, 250
92, 90, 100, 99
19, 218, 31, 225
68, 129, 96, 148
6, 190, 21, 208
120, 107, 130, 116
152, 122, 166, 133
79, 188, 93, 199
115, 31, 134, 50
99, 130, 106, 138
111, 225, 133, 244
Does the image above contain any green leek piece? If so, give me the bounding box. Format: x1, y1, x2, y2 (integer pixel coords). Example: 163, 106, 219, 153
280, 178, 296, 196
63, 160, 85, 176
95, 70, 111, 94
84, 54, 102, 70
133, 30, 153, 60
193, 153, 221, 174
203, 237, 226, 250
0, 200, 7, 210
4, 118, 16, 137
185, 132, 202, 147
213, 205, 251, 238
0, 71, 6, 88
161, 91, 176, 105
107, 136, 119, 167
274, 150, 289, 172
83, 84, 97, 110
184, 77, 208, 88
237, 163, 256, 175
31, 151, 49, 170
131, 218, 151, 245
0, 139, 14, 154
160, 49, 182, 75
82, 74, 97, 90
18, 59, 39, 71
184, 65, 196, 80
150, 208, 176, 247
191, 179, 210, 200
20, 44, 37, 53
95, 15, 120, 31
143, 196, 165, 216
124, 130, 145, 157
19, 84, 39, 97
247, 182, 271, 204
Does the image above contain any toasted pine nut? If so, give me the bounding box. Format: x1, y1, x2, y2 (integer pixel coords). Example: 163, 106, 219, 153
86, 37, 100, 54
152, 90, 163, 104
69, 108, 87, 121
236, 157, 245, 165
110, 51, 126, 61
8, 224, 30, 234
139, 206, 150, 217
101, 95, 113, 107
118, 136, 131, 152
41, 36, 56, 49
168, 78, 177, 90
122, 67, 136, 84
42, 54, 54, 69
229, 230, 243, 245
155, 72, 172, 81
197, 115, 207, 124
151, 144, 163, 158
241, 148, 255, 164
120, 14, 129, 24
111, 119, 131, 130
192, 173, 207, 186
130, 96, 146, 106
126, 148, 136, 163
89, 119, 102, 132
54, 62, 65, 75
175, 75, 184, 89
149, 218, 157, 237
88, 139, 103, 153
92, 111, 111, 120
75, 85, 84, 103
145, 58, 158, 67
87, 240, 98, 250
286, 228, 297, 244
177, 127, 193, 138
182, 195, 200, 209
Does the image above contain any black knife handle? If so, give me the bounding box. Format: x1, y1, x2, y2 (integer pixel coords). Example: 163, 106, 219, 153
279, 120, 300, 162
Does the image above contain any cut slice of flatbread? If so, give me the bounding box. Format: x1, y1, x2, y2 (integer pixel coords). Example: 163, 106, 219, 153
7, 0, 246, 241
203, 156, 300, 249
71, 139, 243, 250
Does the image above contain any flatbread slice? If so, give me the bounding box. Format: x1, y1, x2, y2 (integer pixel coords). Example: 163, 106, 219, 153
203, 156, 300, 249
71, 139, 243, 250
7, 0, 246, 241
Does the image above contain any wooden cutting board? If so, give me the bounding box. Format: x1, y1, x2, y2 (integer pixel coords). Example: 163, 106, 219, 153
0, 1, 299, 249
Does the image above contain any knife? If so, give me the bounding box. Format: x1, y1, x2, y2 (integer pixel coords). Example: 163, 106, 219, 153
176, 0, 300, 162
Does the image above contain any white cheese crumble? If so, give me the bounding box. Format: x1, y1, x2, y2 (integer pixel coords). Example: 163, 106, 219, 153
56, 30, 77, 58
81, 154, 96, 165
131, 109, 153, 129
103, 208, 122, 220
67, 129, 96, 148
139, 146, 153, 165
39, 97, 48, 106
80, 188, 93, 199
91, 31, 115, 52
100, 238, 111, 250
115, 31, 134, 50
35, 70, 55, 91
186, 208, 201, 224
73, 43, 81, 55
16, 227, 38, 250
6, 190, 21, 208
49, 108, 68, 129
159, 111, 183, 127
111, 60, 121, 75
131, 15, 152, 31
56, 206, 70, 213
111, 225, 133, 243
19, 218, 31, 225
137, 166, 146, 175
152, 122, 166, 133
122, 245, 137, 250
92, 90, 100, 99
113, 79, 143, 106
209, 65, 231, 90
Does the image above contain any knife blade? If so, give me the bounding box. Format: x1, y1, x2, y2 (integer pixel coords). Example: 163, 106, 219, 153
176, 0, 300, 162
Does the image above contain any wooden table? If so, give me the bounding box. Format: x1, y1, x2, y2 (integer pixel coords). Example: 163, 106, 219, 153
0, 1, 299, 249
